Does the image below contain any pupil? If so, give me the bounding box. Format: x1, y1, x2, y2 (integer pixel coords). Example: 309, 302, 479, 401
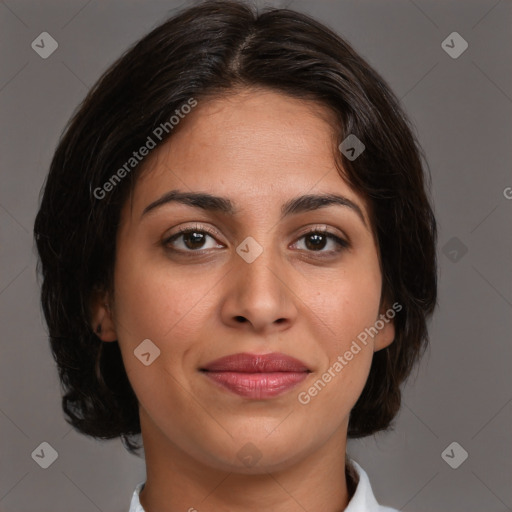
184, 232, 205, 249
305, 233, 326, 251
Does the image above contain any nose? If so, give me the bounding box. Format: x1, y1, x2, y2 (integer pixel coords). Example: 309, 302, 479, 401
220, 241, 298, 335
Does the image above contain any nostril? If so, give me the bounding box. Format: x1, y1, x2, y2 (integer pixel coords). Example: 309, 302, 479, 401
234, 316, 247, 323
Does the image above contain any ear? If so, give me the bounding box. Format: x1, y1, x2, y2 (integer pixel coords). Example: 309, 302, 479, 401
89, 287, 117, 342
373, 302, 397, 352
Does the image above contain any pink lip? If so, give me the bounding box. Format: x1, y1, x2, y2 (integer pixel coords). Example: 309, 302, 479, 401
200, 352, 311, 399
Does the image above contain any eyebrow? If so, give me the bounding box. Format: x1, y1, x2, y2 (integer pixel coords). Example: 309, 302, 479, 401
141, 189, 367, 227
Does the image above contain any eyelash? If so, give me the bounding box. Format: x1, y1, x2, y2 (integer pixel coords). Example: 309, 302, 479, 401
162, 223, 349, 256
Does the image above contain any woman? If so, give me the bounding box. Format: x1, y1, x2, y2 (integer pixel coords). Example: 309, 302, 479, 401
33, 1, 437, 511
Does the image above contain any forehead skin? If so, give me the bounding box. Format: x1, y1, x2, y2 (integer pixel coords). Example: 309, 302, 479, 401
121, 87, 374, 239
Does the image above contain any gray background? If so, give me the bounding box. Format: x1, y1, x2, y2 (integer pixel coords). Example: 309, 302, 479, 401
1, 0, 511, 511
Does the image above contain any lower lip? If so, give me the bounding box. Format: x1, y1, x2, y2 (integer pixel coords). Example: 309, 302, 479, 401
202, 371, 309, 399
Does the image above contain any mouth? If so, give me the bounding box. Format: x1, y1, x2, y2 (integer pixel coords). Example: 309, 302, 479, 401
199, 352, 311, 399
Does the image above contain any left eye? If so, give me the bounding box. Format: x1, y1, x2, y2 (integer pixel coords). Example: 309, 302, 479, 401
291, 231, 348, 252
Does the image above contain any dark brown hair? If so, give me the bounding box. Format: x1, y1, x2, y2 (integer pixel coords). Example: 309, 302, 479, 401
33, 0, 437, 454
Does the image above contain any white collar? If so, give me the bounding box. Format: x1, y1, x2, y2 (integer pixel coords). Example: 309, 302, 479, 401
128, 459, 398, 512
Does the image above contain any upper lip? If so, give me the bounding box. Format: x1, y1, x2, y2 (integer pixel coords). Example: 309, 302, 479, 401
200, 352, 311, 373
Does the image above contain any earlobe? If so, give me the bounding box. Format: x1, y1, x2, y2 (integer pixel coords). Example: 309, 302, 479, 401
374, 323, 394, 352
373, 305, 396, 352
90, 290, 117, 342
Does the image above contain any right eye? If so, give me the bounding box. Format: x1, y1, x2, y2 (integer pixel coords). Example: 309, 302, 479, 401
163, 225, 225, 253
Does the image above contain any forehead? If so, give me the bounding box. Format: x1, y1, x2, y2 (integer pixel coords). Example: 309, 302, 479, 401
125, 88, 369, 222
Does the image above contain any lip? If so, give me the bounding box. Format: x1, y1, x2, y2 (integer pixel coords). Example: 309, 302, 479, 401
200, 352, 311, 399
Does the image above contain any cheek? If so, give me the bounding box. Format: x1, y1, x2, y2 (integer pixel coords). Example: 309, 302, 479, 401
112, 247, 220, 354
111, 251, 221, 412
294, 256, 381, 413
304, 259, 382, 350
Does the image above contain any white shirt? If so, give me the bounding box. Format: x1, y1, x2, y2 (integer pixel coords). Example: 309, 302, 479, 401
128, 459, 398, 512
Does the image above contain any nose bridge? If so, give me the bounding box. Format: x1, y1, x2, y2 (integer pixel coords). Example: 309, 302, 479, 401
225, 233, 296, 331
236, 236, 283, 297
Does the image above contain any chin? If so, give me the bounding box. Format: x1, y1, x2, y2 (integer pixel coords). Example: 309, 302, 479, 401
196, 429, 313, 474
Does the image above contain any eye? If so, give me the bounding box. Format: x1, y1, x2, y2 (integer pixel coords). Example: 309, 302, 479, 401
163, 225, 349, 255
163, 225, 224, 252
291, 228, 349, 254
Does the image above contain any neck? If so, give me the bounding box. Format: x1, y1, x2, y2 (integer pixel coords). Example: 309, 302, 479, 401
138, 410, 352, 512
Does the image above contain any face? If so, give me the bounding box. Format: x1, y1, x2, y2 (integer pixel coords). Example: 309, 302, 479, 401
94, 88, 394, 473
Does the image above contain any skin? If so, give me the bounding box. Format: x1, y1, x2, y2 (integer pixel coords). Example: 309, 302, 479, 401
91, 88, 395, 512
